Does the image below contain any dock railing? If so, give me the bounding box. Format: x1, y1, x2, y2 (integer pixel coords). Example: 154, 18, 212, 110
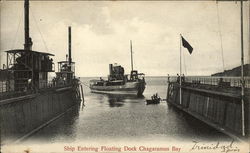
39, 80, 72, 89
170, 76, 250, 88
0, 80, 76, 100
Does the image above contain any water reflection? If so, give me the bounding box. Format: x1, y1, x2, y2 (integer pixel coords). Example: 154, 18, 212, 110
92, 93, 145, 108
107, 94, 125, 107
24, 103, 81, 143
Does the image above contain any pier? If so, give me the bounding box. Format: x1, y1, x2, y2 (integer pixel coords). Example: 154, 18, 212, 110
167, 76, 250, 141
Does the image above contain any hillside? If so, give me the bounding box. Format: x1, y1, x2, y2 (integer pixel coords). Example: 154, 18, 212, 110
211, 64, 250, 76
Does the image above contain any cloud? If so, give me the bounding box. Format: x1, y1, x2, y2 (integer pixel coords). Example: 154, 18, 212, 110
0, 1, 249, 77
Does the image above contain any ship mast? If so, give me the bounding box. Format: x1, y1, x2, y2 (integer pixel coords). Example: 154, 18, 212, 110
130, 40, 134, 71
240, 0, 245, 136
217, 0, 246, 137
24, 0, 33, 50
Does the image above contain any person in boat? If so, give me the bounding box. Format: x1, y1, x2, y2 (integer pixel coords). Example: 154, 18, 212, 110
151, 93, 159, 100
155, 93, 158, 99
151, 94, 156, 100
151, 95, 154, 100
167, 74, 170, 83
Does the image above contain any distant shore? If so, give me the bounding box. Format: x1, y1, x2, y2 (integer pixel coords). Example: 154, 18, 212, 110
212, 64, 250, 77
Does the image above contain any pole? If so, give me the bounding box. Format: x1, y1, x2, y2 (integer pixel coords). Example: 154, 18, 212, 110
130, 40, 134, 72
240, 0, 245, 136
80, 84, 84, 103
24, 0, 29, 50
24, 0, 32, 50
180, 34, 182, 105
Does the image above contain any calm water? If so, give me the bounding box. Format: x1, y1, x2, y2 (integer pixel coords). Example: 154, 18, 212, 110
24, 77, 231, 144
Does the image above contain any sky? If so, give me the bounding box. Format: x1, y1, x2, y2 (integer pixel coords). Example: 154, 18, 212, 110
0, 0, 249, 77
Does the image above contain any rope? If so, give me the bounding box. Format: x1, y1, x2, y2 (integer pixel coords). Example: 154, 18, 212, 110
248, 1, 250, 64
80, 81, 90, 88
216, 2, 225, 71
30, 8, 49, 52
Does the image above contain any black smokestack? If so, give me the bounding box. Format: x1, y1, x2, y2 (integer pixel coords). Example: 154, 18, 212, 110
109, 64, 113, 75
68, 26, 72, 65
24, 0, 32, 50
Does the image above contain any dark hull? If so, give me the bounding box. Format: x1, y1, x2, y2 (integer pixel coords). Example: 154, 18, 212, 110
146, 99, 160, 105
0, 86, 81, 144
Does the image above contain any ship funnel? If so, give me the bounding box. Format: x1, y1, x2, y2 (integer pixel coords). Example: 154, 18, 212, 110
24, 0, 33, 50
109, 64, 113, 75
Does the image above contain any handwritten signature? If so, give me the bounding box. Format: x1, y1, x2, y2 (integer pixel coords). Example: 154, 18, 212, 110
190, 140, 240, 153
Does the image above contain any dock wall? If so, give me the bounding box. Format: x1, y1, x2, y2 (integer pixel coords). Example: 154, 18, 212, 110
0, 86, 81, 144
167, 82, 249, 140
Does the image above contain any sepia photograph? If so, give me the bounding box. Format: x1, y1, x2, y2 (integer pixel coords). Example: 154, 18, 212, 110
0, 0, 249, 152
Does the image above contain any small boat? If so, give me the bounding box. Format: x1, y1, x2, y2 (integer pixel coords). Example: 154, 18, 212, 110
146, 98, 161, 105
146, 94, 161, 105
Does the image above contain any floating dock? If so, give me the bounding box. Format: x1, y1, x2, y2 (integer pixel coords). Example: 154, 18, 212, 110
0, 83, 81, 144
166, 76, 249, 141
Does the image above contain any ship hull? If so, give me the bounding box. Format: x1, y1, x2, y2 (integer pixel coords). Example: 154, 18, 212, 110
0, 85, 81, 144
90, 81, 145, 96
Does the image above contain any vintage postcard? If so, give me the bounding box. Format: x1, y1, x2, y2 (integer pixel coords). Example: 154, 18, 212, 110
0, 0, 249, 153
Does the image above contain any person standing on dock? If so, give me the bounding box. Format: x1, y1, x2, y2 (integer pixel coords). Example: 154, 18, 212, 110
177, 74, 180, 83
181, 74, 185, 83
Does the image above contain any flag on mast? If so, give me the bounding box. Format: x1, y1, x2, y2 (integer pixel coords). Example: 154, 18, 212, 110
181, 36, 193, 54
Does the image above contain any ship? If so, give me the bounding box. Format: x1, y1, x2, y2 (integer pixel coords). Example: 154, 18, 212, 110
0, 0, 82, 145
89, 41, 146, 96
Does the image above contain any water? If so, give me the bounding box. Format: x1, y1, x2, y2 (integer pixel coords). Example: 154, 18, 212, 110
23, 77, 231, 144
